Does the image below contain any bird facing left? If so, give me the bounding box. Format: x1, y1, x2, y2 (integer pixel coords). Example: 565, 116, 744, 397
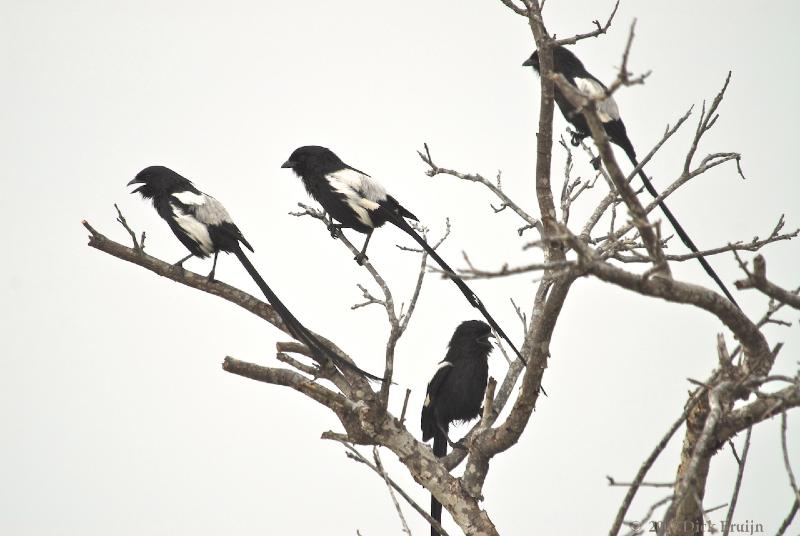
127, 165, 253, 280
281, 145, 529, 369
128, 165, 385, 382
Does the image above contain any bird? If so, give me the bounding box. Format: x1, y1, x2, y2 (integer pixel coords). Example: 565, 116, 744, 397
421, 320, 493, 536
281, 145, 526, 366
523, 46, 739, 306
128, 165, 384, 381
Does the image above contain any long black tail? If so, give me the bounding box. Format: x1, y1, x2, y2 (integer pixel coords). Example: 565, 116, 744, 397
232, 246, 385, 381
430, 431, 447, 536
622, 146, 739, 307
384, 211, 526, 366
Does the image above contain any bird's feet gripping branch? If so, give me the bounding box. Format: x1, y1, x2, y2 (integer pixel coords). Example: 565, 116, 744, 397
327, 221, 342, 239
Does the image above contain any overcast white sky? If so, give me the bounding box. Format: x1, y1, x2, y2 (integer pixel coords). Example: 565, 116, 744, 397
2, 1, 799, 535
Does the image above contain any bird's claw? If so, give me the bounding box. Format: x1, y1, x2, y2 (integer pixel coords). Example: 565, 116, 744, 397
590, 155, 602, 170
327, 224, 342, 239
354, 253, 368, 265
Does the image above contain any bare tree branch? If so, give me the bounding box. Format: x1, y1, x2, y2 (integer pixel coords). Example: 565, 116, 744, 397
552, 0, 620, 45
498, 0, 528, 17
88, 4, 800, 534
610, 224, 797, 263
734, 252, 800, 309
82, 218, 380, 394
372, 447, 412, 535
606, 476, 674, 489
550, 72, 670, 276
775, 498, 799, 536
602, 21, 652, 98
716, 383, 800, 443
223, 357, 353, 414
114, 203, 145, 251
780, 411, 800, 503
660, 381, 734, 535
721, 427, 752, 536
419, 143, 541, 233
609, 388, 706, 536
566, 228, 774, 379
334, 440, 451, 536
290, 202, 446, 406
621, 495, 672, 536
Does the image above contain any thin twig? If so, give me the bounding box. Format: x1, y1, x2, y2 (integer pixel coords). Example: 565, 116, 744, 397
606, 476, 673, 488
333, 440, 451, 536
780, 411, 800, 503
609, 227, 797, 263
114, 204, 143, 251
419, 143, 541, 232
722, 427, 752, 536
373, 447, 412, 535
399, 388, 412, 424
553, 0, 620, 45
734, 250, 800, 309
609, 388, 706, 536
621, 495, 672, 536
775, 498, 799, 536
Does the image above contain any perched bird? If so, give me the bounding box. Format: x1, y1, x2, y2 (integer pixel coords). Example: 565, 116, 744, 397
421, 320, 493, 536
281, 145, 526, 366
128, 165, 383, 381
523, 46, 738, 306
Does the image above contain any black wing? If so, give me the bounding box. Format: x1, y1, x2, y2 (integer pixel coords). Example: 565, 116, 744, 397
421, 360, 453, 441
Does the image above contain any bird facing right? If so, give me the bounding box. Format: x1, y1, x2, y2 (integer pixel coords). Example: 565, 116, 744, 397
421, 320, 493, 536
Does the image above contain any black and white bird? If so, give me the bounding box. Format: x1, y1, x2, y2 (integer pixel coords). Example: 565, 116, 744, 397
421, 320, 492, 536
523, 46, 738, 306
128, 166, 254, 280
128, 165, 383, 381
281, 145, 526, 366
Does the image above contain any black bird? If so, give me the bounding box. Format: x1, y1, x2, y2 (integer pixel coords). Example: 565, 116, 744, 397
421, 320, 492, 536
281, 145, 526, 366
128, 165, 383, 381
523, 46, 738, 306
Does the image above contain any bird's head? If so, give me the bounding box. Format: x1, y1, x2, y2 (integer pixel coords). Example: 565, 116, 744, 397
522, 45, 584, 76
127, 166, 192, 199
522, 51, 540, 72
450, 320, 494, 353
281, 145, 345, 176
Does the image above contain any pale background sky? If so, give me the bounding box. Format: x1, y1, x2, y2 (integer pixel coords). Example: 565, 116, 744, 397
2, 1, 799, 535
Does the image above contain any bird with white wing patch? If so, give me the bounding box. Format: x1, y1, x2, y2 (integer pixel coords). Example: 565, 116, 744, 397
129, 166, 253, 279
281, 145, 530, 370
523, 45, 739, 306
128, 165, 384, 382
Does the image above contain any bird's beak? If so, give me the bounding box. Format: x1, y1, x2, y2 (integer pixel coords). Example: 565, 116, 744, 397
478, 332, 495, 345
127, 177, 146, 194
281, 160, 295, 169
522, 57, 534, 67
